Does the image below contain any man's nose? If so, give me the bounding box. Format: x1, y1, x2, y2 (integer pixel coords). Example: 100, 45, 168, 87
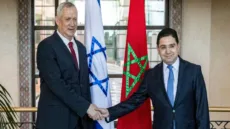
166, 47, 170, 54
70, 20, 75, 26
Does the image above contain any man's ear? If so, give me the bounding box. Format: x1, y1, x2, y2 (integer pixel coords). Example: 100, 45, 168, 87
177, 43, 181, 53
55, 16, 59, 26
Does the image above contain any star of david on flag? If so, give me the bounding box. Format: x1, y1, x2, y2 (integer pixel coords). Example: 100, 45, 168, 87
87, 37, 108, 96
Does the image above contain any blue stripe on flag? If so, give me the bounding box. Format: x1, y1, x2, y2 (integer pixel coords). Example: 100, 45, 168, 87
97, 0, 101, 7
94, 121, 103, 129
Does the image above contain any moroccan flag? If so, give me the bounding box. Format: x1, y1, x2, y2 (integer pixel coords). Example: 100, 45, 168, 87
117, 0, 152, 129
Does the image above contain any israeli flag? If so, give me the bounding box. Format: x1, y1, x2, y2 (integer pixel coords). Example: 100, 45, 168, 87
85, 0, 114, 129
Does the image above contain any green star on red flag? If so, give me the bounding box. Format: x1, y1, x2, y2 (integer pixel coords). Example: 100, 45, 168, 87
123, 43, 148, 97
117, 0, 152, 128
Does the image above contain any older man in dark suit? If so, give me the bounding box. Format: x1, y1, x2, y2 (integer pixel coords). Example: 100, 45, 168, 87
98, 28, 210, 129
36, 2, 101, 129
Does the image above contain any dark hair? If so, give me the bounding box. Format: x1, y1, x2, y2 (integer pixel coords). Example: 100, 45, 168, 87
156, 28, 179, 46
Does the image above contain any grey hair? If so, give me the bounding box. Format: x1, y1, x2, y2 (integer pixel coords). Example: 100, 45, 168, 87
57, 2, 76, 17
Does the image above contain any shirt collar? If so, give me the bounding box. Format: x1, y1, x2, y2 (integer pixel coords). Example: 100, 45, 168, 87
57, 30, 75, 46
163, 57, 180, 71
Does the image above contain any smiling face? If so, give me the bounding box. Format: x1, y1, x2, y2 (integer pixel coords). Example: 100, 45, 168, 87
157, 35, 180, 65
56, 6, 78, 41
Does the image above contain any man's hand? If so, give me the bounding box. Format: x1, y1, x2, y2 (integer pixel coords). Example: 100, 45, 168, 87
97, 108, 109, 118
87, 104, 102, 120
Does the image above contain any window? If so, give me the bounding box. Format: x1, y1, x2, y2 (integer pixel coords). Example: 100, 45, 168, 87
33, 0, 168, 107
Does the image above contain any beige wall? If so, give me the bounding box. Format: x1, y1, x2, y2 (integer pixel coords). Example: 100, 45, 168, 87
210, 0, 230, 107
209, 0, 230, 120
181, 0, 211, 94
0, 0, 19, 106
182, 0, 230, 120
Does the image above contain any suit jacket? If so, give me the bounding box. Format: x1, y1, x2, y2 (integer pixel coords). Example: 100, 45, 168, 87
107, 57, 210, 129
36, 31, 93, 129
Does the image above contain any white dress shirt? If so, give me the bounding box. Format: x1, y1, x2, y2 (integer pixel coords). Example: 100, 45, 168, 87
163, 57, 180, 99
57, 30, 79, 67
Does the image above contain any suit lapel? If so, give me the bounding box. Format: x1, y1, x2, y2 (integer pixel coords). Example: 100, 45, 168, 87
158, 62, 173, 108
174, 57, 186, 107
53, 31, 79, 70
74, 39, 85, 80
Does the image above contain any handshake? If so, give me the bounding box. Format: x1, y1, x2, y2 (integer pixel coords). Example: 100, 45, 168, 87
86, 104, 109, 120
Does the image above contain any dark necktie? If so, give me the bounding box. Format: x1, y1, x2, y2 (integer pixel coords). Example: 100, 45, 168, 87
68, 42, 78, 69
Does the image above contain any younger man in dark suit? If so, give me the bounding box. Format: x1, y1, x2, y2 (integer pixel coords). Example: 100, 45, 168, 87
98, 28, 210, 129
